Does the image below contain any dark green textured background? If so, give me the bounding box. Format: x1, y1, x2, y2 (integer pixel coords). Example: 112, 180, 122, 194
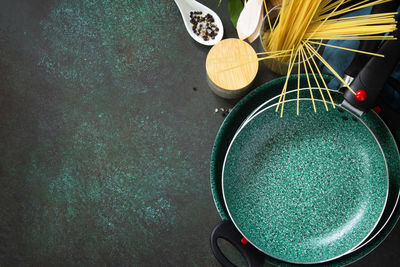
0, 0, 399, 266
0, 0, 228, 265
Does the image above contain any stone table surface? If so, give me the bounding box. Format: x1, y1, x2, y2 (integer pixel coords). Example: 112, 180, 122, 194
0, 0, 399, 266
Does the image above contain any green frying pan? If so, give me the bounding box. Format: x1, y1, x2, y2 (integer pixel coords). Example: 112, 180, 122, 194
210, 76, 400, 267
222, 99, 388, 264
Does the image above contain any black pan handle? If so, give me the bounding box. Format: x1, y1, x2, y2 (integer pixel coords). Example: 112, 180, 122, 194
343, 21, 400, 112
344, 0, 400, 78
210, 220, 265, 267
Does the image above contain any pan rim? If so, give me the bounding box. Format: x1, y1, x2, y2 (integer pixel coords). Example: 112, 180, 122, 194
221, 98, 389, 265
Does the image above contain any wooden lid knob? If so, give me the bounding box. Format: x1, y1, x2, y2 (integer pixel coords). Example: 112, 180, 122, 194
206, 38, 258, 92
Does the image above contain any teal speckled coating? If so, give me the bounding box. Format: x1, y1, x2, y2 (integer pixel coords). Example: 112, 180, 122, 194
249, 88, 400, 255
222, 99, 388, 264
210, 75, 400, 266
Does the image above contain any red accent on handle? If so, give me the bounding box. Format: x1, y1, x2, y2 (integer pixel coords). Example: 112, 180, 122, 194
373, 106, 382, 113
241, 237, 248, 245
355, 90, 367, 102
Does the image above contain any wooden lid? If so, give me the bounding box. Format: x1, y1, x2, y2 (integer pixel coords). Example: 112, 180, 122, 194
206, 38, 258, 91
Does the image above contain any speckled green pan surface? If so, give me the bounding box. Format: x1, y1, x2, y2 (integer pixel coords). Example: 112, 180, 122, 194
222, 99, 388, 264
210, 75, 400, 266
245, 88, 400, 255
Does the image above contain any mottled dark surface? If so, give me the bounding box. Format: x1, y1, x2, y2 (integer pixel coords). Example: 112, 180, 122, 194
0, 0, 399, 266
0, 0, 228, 265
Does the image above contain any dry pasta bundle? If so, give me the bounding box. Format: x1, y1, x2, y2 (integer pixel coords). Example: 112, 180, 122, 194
258, 0, 397, 115
266, 0, 397, 53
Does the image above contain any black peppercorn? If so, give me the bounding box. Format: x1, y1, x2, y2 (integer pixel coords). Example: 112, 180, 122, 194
189, 11, 219, 41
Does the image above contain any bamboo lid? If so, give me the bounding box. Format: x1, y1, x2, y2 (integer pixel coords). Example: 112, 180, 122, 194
206, 38, 258, 93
